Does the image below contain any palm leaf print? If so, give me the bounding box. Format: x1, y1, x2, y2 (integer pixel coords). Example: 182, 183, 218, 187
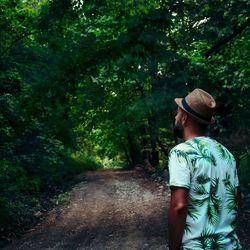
207, 201, 221, 225
223, 172, 238, 213
207, 178, 222, 225
191, 196, 209, 207
191, 178, 222, 226
185, 140, 216, 166
227, 230, 240, 246
196, 174, 210, 184
198, 142, 216, 166
215, 142, 234, 165
179, 138, 240, 249
193, 184, 209, 196
188, 203, 200, 220
210, 233, 226, 250
171, 148, 197, 164
226, 184, 237, 212
171, 149, 189, 164
184, 221, 192, 234
194, 229, 225, 249
210, 178, 219, 196
194, 228, 213, 249
222, 172, 231, 186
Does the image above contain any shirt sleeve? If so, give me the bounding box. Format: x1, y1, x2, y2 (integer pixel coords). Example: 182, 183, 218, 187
168, 149, 191, 189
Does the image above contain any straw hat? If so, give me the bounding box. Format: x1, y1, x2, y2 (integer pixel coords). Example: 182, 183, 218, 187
175, 88, 216, 125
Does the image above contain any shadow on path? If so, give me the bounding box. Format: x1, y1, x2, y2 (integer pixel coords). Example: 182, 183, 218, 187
4, 169, 250, 249
4, 170, 169, 250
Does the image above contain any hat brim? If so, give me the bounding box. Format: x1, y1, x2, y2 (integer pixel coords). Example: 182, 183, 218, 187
174, 98, 215, 125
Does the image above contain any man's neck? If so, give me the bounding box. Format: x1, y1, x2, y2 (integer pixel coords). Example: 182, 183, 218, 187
183, 131, 207, 141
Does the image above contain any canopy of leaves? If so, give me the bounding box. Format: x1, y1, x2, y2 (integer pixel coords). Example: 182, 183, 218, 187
0, 0, 249, 244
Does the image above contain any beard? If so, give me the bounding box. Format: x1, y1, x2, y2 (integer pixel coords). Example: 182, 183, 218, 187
173, 120, 184, 139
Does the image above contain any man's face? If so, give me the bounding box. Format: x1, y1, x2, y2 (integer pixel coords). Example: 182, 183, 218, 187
173, 107, 184, 139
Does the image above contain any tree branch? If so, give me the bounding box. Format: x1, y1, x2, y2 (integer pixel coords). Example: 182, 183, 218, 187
205, 17, 250, 58
0, 31, 39, 58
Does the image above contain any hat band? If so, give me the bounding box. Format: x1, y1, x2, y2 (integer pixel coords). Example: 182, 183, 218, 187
182, 98, 211, 122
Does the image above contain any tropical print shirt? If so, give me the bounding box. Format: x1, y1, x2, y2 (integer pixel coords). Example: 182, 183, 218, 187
168, 136, 241, 250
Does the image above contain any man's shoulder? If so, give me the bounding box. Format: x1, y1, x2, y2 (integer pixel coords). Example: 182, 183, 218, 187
170, 137, 204, 152
169, 141, 190, 153
201, 137, 236, 166
168, 140, 197, 160
212, 139, 236, 163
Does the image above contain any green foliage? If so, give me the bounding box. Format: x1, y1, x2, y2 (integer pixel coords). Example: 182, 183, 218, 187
53, 192, 70, 205
0, 0, 250, 244
65, 151, 102, 172
237, 147, 250, 186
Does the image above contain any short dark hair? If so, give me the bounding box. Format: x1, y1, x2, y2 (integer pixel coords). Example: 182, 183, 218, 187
188, 115, 209, 133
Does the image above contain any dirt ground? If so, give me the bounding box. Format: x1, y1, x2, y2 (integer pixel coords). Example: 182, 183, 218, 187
3, 169, 250, 250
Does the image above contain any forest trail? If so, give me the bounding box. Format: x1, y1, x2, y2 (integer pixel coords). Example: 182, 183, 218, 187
4, 169, 250, 250
4, 170, 169, 250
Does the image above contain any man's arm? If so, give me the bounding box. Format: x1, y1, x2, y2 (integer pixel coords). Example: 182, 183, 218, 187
168, 187, 189, 250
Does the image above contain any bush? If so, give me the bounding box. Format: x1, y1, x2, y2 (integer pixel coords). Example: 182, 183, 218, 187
65, 150, 103, 173
0, 148, 102, 247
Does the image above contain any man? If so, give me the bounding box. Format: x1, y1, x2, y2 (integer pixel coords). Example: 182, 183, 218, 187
168, 88, 241, 250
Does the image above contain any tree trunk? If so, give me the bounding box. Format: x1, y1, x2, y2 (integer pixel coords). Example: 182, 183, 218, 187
148, 115, 159, 167
135, 79, 159, 167
127, 131, 141, 166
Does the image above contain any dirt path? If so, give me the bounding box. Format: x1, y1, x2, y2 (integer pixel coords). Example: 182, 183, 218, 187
4, 169, 250, 250
4, 170, 169, 250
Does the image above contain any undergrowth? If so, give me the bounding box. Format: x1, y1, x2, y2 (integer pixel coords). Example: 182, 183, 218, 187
0, 151, 102, 247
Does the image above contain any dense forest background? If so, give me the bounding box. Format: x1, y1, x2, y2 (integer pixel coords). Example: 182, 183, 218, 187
0, 0, 249, 243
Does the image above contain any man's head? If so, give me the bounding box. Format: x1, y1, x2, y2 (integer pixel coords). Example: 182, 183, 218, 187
173, 89, 216, 139
173, 107, 185, 139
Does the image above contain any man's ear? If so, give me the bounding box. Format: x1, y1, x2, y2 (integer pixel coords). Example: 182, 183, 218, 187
181, 113, 188, 126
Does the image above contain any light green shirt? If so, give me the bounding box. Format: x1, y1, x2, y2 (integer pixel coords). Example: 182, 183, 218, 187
168, 136, 241, 250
